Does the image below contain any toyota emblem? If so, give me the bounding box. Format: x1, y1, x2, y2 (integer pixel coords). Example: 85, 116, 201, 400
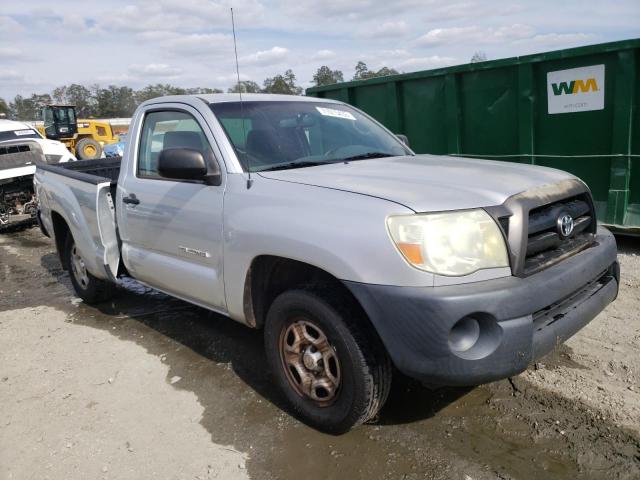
557, 213, 574, 238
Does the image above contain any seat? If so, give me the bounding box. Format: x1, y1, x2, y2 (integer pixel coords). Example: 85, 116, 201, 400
245, 129, 280, 161
163, 131, 204, 153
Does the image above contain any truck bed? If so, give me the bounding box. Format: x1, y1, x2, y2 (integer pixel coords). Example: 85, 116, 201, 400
37, 156, 121, 185
35, 156, 122, 282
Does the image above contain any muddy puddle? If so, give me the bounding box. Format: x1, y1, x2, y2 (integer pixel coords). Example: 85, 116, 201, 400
2, 228, 639, 480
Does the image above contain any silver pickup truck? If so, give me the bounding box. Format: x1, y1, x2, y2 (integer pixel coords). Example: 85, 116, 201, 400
35, 94, 619, 433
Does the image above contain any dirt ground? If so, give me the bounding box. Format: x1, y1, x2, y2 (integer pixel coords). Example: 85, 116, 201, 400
1, 227, 639, 480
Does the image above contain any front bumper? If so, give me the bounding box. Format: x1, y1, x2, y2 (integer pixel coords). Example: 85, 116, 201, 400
345, 227, 619, 386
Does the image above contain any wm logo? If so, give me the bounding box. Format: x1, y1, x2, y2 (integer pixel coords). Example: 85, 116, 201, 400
552, 78, 599, 95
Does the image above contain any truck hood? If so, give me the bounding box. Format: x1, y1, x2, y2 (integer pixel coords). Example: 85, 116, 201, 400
258, 154, 576, 212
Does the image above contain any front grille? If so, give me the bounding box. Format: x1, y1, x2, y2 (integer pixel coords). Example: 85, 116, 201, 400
523, 194, 595, 275
0, 144, 30, 155
0, 140, 45, 172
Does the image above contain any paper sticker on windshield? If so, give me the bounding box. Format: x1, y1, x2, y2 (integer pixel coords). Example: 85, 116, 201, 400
316, 107, 356, 121
14, 129, 34, 136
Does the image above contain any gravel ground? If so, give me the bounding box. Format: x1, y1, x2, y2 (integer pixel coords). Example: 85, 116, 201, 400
0, 228, 639, 480
0, 306, 247, 480
519, 237, 640, 433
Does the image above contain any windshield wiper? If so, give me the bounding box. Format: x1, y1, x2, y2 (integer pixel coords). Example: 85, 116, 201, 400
260, 160, 333, 172
340, 152, 396, 162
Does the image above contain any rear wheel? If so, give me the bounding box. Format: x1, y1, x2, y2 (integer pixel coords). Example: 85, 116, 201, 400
264, 290, 392, 434
64, 234, 114, 304
75, 138, 102, 160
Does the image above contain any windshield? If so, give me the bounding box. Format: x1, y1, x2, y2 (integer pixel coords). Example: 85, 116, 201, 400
210, 101, 411, 172
54, 107, 76, 124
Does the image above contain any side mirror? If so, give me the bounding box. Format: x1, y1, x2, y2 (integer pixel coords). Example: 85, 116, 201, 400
158, 148, 221, 185
396, 134, 410, 147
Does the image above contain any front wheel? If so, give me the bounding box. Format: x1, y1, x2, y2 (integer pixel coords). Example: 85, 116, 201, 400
75, 138, 102, 160
264, 290, 392, 434
64, 234, 114, 304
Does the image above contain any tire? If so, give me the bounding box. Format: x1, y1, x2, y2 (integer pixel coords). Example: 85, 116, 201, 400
75, 138, 102, 160
264, 289, 392, 434
63, 233, 114, 304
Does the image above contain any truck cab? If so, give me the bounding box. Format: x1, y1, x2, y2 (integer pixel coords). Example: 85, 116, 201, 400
42, 105, 78, 140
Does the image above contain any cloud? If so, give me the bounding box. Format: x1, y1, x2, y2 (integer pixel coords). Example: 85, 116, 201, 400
161, 32, 234, 56
422, 1, 526, 22
0, 0, 637, 101
0, 70, 23, 83
241, 46, 289, 66
0, 48, 24, 61
521, 32, 596, 47
278, 0, 425, 21
416, 24, 535, 46
103, 0, 265, 33
394, 55, 458, 71
381, 49, 412, 58
359, 21, 409, 38
128, 63, 183, 77
60, 13, 96, 32
0, 15, 24, 35
214, 73, 251, 84
311, 49, 336, 61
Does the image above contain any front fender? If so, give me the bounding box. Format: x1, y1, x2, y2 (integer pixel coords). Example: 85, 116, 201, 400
222, 174, 434, 323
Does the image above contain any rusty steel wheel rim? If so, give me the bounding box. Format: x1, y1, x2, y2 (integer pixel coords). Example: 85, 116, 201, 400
70, 243, 89, 289
279, 318, 342, 407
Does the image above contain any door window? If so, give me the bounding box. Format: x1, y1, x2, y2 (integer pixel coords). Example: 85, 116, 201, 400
138, 110, 214, 178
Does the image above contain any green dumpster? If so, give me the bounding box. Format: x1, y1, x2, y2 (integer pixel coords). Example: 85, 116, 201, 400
307, 39, 640, 233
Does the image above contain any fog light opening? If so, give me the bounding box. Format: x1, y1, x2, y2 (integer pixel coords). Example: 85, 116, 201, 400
449, 316, 481, 352
448, 313, 503, 360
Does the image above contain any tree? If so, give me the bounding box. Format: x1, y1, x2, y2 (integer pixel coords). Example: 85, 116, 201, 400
52, 84, 95, 117
4, 83, 227, 120
10, 93, 52, 120
312, 66, 344, 87
9, 95, 30, 120
134, 84, 182, 104
95, 85, 137, 117
354, 61, 370, 80
227, 81, 261, 93
352, 61, 399, 81
134, 84, 223, 104
52, 86, 67, 104
262, 69, 303, 95
375, 67, 399, 77
470, 51, 487, 63
185, 87, 223, 94
0, 98, 9, 118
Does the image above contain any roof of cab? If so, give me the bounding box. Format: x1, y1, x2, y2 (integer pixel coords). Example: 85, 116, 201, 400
140, 93, 343, 108
198, 93, 342, 104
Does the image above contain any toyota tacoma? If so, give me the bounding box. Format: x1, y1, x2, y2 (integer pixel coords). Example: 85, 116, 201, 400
34, 94, 619, 433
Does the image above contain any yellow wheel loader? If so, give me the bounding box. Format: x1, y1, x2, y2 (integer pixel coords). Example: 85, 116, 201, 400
37, 105, 120, 160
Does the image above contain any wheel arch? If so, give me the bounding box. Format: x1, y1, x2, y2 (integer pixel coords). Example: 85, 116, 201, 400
50, 210, 71, 269
242, 255, 385, 346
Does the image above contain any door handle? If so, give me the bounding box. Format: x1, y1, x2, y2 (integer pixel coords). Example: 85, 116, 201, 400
122, 194, 140, 205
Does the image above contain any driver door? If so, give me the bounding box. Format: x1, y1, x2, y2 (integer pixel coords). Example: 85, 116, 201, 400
117, 106, 226, 311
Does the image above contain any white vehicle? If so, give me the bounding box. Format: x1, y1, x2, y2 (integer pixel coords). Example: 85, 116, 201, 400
0, 120, 75, 230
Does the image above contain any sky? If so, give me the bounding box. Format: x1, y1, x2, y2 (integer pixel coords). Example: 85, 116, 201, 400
0, 0, 638, 100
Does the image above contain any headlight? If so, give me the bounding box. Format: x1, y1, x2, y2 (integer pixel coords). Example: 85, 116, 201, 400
44, 154, 62, 164
387, 209, 509, 276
